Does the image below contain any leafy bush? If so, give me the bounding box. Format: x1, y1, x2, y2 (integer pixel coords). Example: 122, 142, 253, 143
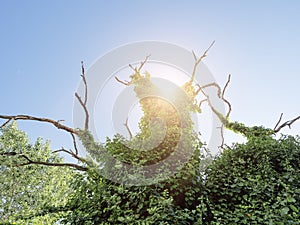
205, 133, 300, 224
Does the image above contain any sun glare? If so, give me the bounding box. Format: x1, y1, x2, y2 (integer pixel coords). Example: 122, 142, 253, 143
143, 62, 189, 86
94, 61, 213, 146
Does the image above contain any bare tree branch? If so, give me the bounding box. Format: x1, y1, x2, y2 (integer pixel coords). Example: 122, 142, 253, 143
75, 61, 89, 130
273, 113, 283, 131
137, 54, 151, 72
115, 76, 131, 86
222, 74, 231, 98
196, 74, 232, 119
190, 41, 215, 83
127, 54, 151, 74
218, 125, 225, 149
195, 82, 222, 97
221, 75, 232, 118
0, 115, 77, 134
0, 118, 13, 128
115, 55, 151, 86
273, 114, 300, 133
70, 132, 79, 155
81, 61, 88, 106
198, 99, 208, 109
0, 62, 92, 172
124, 117, 133, 140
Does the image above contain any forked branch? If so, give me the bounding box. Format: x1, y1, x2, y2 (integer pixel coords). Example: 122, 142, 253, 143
130, 54, 151, 73
273, 113, 300, 133
75, 61, 89, 130
115, 55, 151, 86
115, 76, 131, 86
196, 74, 232, 119
190, 41, 215, 83
0, 61, 92, 171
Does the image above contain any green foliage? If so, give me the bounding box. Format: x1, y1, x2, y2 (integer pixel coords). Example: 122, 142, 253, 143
61, 70, 210, 224
1, 70, 299, 224
0, 123, 74, 224
205, 133, 300, 224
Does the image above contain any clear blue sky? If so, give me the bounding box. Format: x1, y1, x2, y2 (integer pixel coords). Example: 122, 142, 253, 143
0, 1, 299, 159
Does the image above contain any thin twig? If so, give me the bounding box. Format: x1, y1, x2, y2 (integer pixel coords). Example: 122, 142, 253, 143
81, 61, 88, 106
190, 41, 215, 83
137, 55, 151, 71
52, 147, 87, 163
0, 118, 13, 128
75, 93, 89, 130
115, 76, 131, 86
116, 55, 151, 86
222, 74, 231, 98
273, 113, 283, 131
75, 61, 89, 130
198, 99, 208, 109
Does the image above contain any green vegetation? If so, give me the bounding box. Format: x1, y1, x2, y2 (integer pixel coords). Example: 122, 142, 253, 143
0, 59, 299, 224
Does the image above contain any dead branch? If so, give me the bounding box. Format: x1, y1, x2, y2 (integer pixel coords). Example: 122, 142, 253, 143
70, 132, 79, 155
137, 55, 151, 72
221, 75, 232, 118
0, 118, 13, 128
1, 152, 88, 171
124, 117, 133, 140
190, 41, 215, 83
273, 113, 283, 131
273, 114, 300, 133
128, 55, 151, 74
75, 61, 89, 130
195, 82, 222, 97
198, 99, 208, 109
196, 74, 232, 119
0, 115, 88, 169
115, 76, 131, 86
222, 74, 231, 98
81, 61, 88, 105
115, 55, 151, 86
190, 47, 232, 147
0, 62, 94, 172
218, 125, 225, 149
0, 115, 77, 134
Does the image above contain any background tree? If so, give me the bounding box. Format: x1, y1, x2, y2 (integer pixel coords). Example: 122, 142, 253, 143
0, 123, 74, 224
